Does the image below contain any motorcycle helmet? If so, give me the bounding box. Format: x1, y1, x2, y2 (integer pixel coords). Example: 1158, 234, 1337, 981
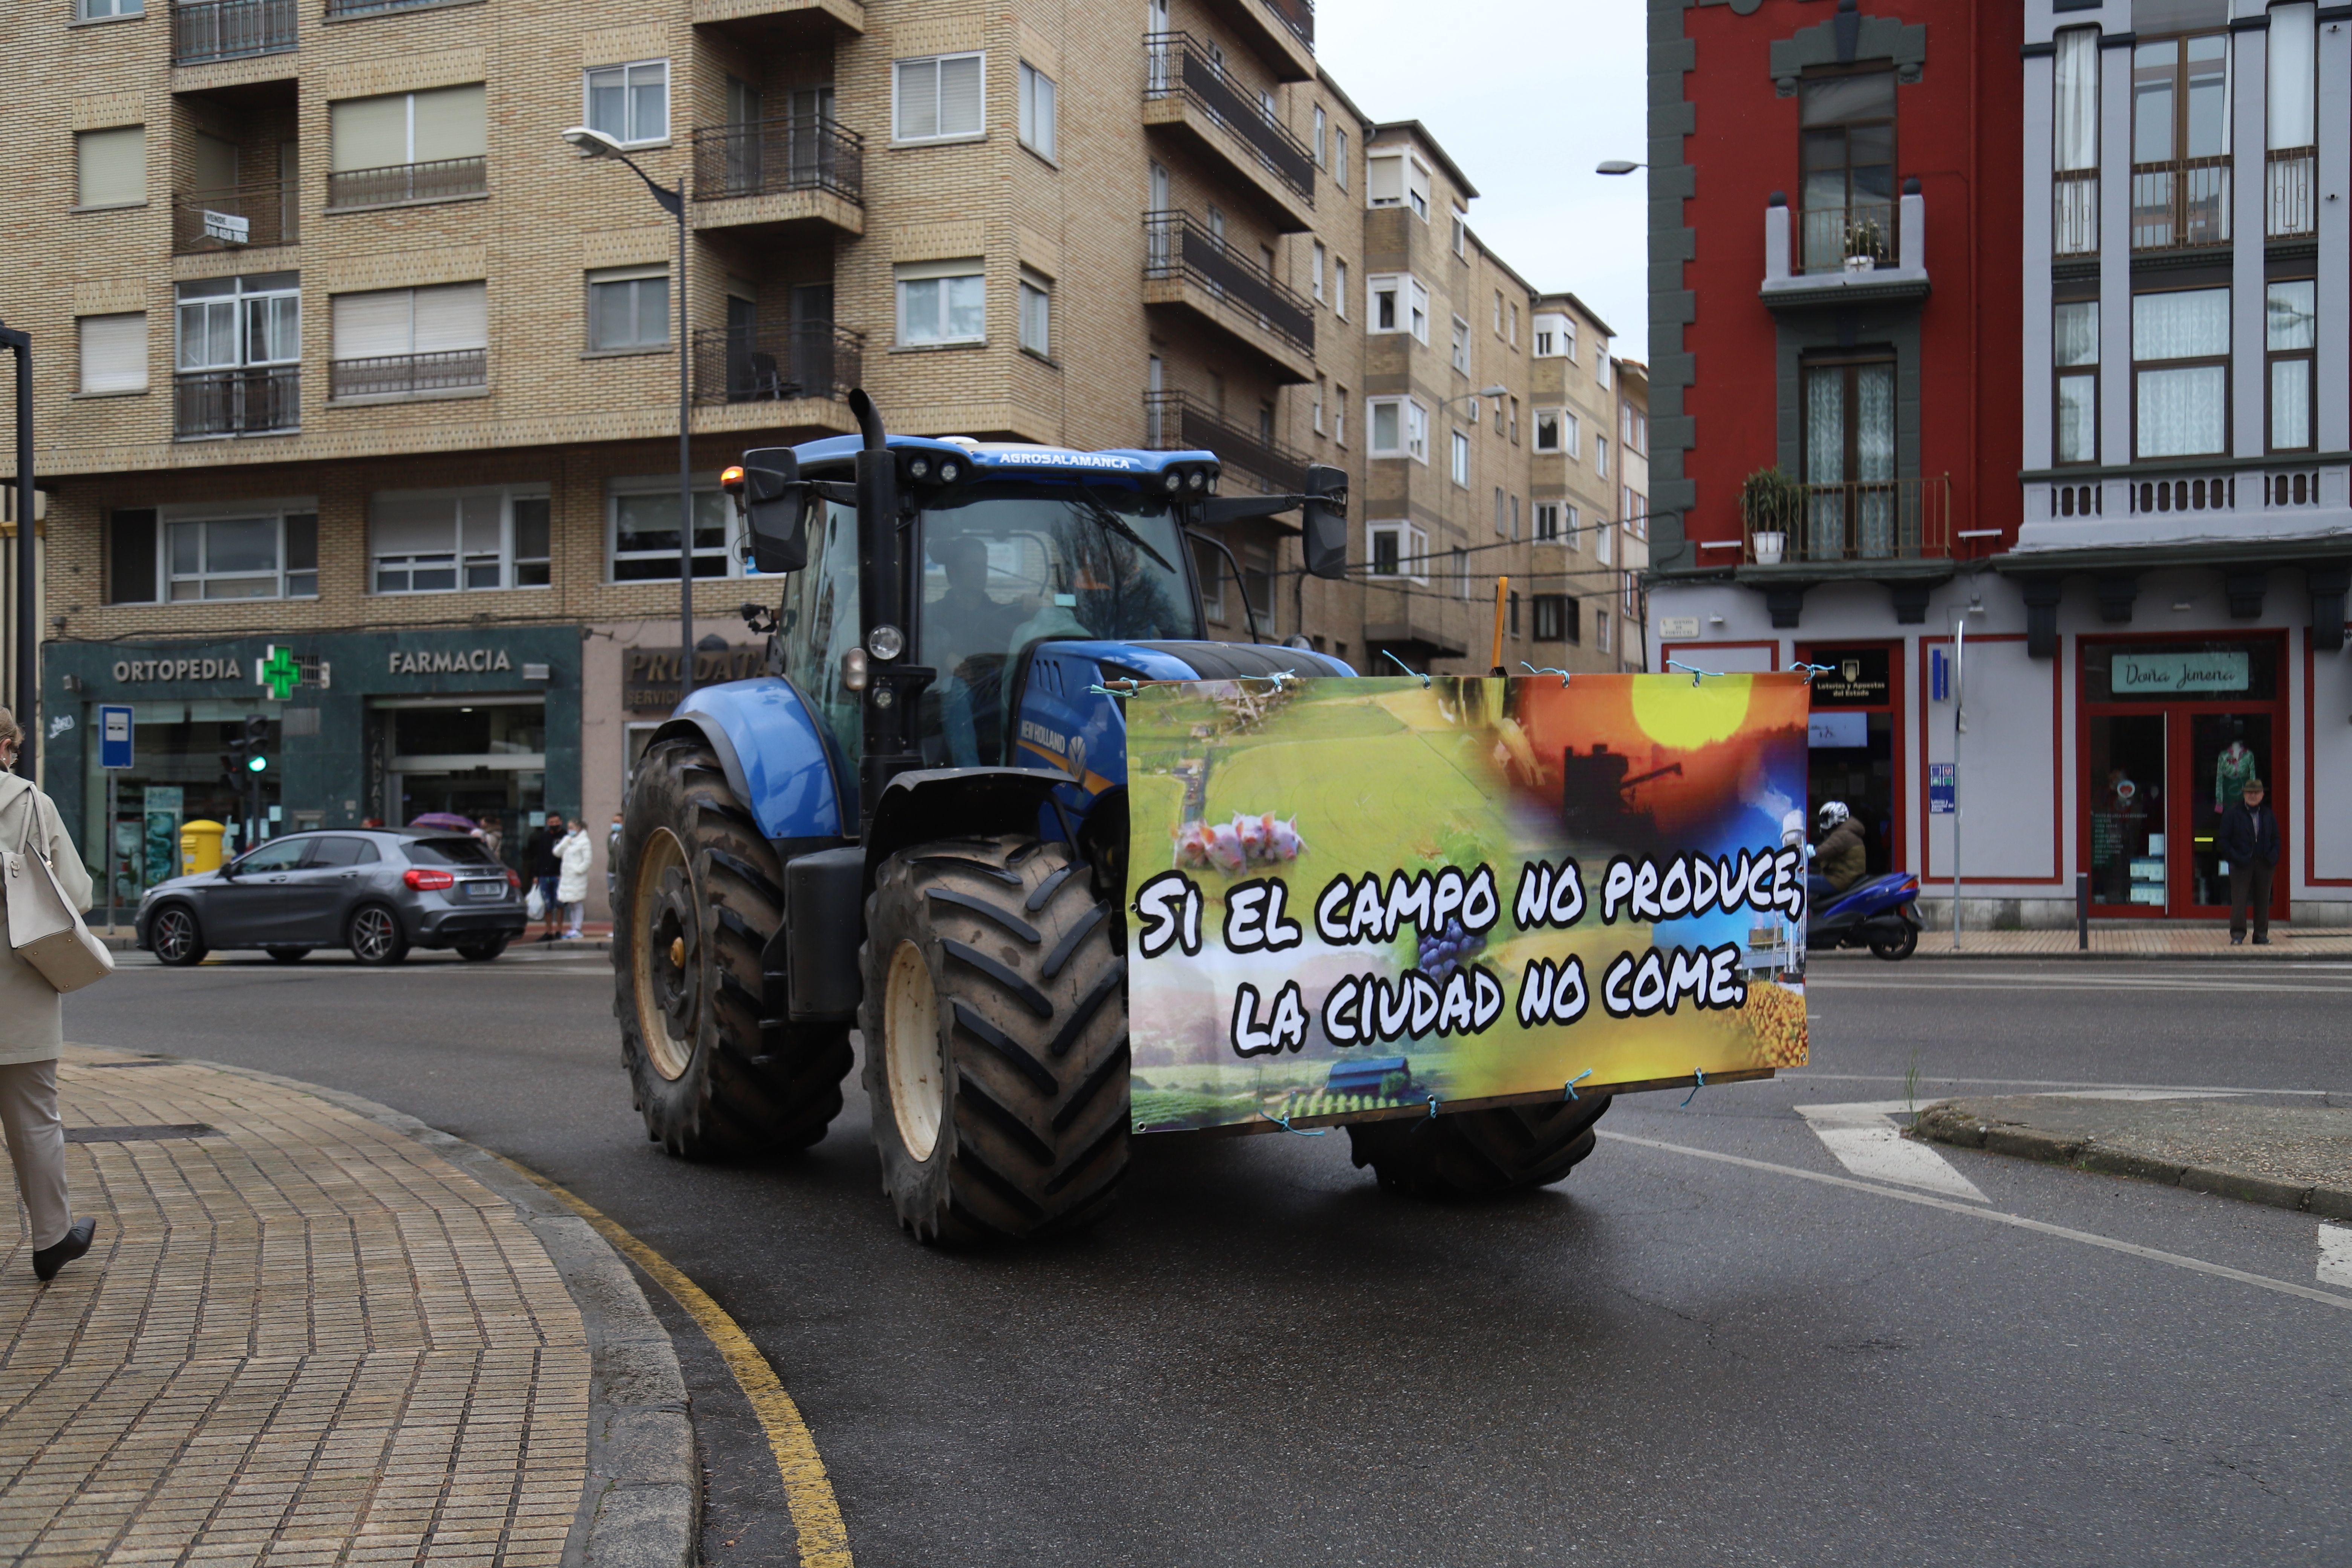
1816, 800, 1851, 833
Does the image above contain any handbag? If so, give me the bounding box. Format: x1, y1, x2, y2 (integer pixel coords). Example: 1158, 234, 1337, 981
4, 794, 115, 994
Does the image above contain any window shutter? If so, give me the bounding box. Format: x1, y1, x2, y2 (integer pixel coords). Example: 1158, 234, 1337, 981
79, 314, 147, 393
895, 59, 939, 139
76, 127, 146, 207
412, 282, 487, 351
1407, 159, 1432, 210
331, 95, 410, 173
458, 493, 502, 553
371, 495, 459, 556
333, 289, 415, 360
1367, 155, 1403, 205
412, 84, 486, 162
937, 55, 983, 136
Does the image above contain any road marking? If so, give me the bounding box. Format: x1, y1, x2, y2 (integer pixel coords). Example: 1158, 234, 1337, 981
497, 1158, 853, 1568
1795, 1102, 1987, 1200
2321, 1225, 2352, 1289
1597, 1128, 2352, 1314
1785, 1072, 2333, 1097
1811, 975, 2352, 995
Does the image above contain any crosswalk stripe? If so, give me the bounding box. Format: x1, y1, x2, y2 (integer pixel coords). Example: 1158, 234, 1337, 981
2320, 1224, 2352, 1290
1795, 1101, 1988, 1200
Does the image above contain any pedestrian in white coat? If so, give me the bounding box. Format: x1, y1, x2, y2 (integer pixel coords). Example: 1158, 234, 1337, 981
555, 817, 593, 939
0, 709, 100, 1281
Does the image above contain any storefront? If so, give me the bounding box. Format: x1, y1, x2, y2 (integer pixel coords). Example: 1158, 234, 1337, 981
43, 628, 582, 895
1797, 642, 1904, 880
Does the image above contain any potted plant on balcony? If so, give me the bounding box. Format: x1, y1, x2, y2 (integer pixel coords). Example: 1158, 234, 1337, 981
1739, 466, 1800, 565
1843, 216, 1888, 272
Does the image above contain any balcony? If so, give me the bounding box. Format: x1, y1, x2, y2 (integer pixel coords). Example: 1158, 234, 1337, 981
2130, 156, 2229, 252
691, 323, 862, 407
1143, 33, 1314, 229
326, 156, 486, 211
323, 0, 459, 15
1740, 476, 1951, 565
171, 181, 297, 254
330, 349, 485, 402
172, 0, 296, 65
174, 366, 299, 439
687, 0, 864, 30
2053, 169, 2098, 255
2266, 147, 2315, 240
1144, 390, 1309, 495
689, 116, 864, 236
1760, 188, 1927, 310
1189, 0, 1314, 81
1142, 211, 1314, 382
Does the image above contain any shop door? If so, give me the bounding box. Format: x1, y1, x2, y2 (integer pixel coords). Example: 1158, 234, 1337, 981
1796, 642, 1903, 877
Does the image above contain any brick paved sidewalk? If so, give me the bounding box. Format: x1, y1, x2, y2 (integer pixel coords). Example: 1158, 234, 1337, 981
0, 1047, 644, 1568
1819, 925, 2352, 959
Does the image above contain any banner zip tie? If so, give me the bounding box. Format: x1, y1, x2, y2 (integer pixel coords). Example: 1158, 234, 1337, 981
1665, 659, 1724, 687
1520, 662, 1573, 687
1085, 681, 1136, 698
1263, 1100, 1330, 1137
1382, 651, 1432, 688
1563, 1068, 1592, 1101
1791, 662, 1839, 685
1427, 1096, 1440, 1119
1680, 1067, 1707, 1108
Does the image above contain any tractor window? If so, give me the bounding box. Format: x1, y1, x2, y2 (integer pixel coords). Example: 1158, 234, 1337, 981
776, 498, 865, 770
916, 486, 1196, 766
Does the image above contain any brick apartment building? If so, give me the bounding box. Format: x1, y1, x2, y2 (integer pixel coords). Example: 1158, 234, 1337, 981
1644, 0, 2349, 927
10, 0, 1645, 912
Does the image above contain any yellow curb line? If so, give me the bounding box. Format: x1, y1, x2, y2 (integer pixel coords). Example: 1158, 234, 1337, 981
495, 1156, 853, 1568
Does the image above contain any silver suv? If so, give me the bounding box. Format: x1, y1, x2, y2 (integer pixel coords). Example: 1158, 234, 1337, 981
136, 830, 527, 966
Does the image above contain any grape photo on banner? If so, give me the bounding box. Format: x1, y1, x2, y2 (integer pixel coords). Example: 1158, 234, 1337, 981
1124, 673, 1813, 1134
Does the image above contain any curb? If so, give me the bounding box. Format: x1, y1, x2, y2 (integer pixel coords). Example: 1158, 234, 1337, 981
1914, 1104, 2352, 1221
175, 1055, 698, 1568
1813, 946, 2352, 965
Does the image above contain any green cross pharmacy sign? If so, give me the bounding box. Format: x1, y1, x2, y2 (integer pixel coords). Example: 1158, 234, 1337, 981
257, 645, 328, 700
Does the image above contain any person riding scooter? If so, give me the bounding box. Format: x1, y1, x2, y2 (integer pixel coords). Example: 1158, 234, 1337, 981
1810, 800, 1867, 911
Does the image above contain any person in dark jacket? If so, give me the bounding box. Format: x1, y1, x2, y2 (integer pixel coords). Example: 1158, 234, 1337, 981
1815, 801, 1868, 892
2219, 778, 2279, 945
526, 821, 564, 942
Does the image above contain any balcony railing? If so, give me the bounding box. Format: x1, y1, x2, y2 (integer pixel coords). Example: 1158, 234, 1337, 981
1143, 211, 1314, 353
174, 366, 299, 439
2053, 169, 2098, 255
330, 348, 485, 401
323, 0, 446, 15
1261, 0, 1312, 48
690, 114, 864, 205
326, 156, 486, 210
1144, 32, 1314, 204
690, 323, 862, 406
2266, 147, 2315, 239
172, 0, 296, 64
1741, 475, 1951, 563
171, 181, 297, 254
1796, 201, 1897, 275
2130, 155, 2230, 251
1144, 390, 1309, 494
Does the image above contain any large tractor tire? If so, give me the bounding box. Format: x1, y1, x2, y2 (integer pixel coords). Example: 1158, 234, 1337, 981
1345, 1092, 1614, 1200
860, 835, 1128, 1244
614, 740, 853, 1159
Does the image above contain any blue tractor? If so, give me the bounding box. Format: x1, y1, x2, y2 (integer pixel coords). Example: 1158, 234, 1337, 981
612, 392, 1611, 1242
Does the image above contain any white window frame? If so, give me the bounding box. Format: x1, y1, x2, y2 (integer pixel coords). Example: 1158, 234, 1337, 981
1365, 521, 1429, 584
894, 52, 987, 144
1017, 61, 1057, 160
1450, 314, 1470, 372
1595, 436, 1609, 479
1333, 259, 1349, 320
78, 312, 148, 395
896, 258, 987, 346
1018, 267, 1051, 358
1534, 502, 1561, 542
1533, 407, 1564, 453
1312, 379, 1325, 435
371, 485, 552, 595
1311, 241, 1326, 302
158, 499, 319, 602
1368, 274, 1429, 343
76, 0, 144, 18
1450, 429, 1470, 487
586, 265, 671, 353
1367, 396, 1428, 463
607, 472, 742, 584
175, 274, 300, 372
1333, 386, 1347, 446
1534, 312, 1569, 358
583, 60, 669, 148
1561, 411, 1582, 458
1508, 302, 1519, 345
1312, 105, 1328, 166
1332, 127, 1348, 189
1595, 351, 1612, 389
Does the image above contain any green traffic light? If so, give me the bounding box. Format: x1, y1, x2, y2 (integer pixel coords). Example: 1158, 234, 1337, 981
247, 755, 267, 773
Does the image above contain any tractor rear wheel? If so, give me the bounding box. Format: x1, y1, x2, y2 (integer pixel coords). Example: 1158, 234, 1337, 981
614, 739, 852, 1159
861, 835, 1128, 1243
1345, 1092, 1613, 1200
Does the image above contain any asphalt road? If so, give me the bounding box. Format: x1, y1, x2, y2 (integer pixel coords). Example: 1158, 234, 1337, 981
65, 948, 2352, 1566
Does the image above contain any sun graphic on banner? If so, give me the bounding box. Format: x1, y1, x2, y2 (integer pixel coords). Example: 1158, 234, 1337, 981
1629, 672, 1755, 751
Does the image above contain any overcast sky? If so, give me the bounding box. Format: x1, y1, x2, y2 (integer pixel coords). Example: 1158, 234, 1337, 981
1317, 0, 1651, 360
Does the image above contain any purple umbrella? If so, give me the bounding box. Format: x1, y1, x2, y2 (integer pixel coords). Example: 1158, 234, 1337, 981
407, 812, 479, 831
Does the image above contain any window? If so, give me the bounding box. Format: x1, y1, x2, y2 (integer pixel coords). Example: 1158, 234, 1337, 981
1595, 436, 1609, 479
1511, 496, 1522, 541
1595, 352, 1611, 390
1333, 127, 1348, 189
1313, 105, 1328, 167
1533, 593, 1574, 643
1368, 274, 1429, 342
1508, 592, 1520, 637
1194, 536, 1227, 623
1018, 268, 1052, 357
1453, 546, 1471, 599
1594, 507, 1614, 564
78, 314, 146, 394
2132, 287, 2229, 458
895, 53, 985, 142
106, 509, 157, 604
331, 85, 484, 176
1492, 487, 1505, 535
1367, 151, 1430, 217
1018, 61, 1057, 159
1508, 303, 1519, 345
371, 487, 550, 593
1493, 291, 1503, 335
1534, 312, 1568, 358
1366, 521, 1428, 582
1557, 411, 1581, 458
1450, 209, 1467, 257
1451, 429, 1470, 486
1563, 504, 1581, 547
609, 475, 738, 582
176, 273, 299, 372
1368, 397, 1428, 462
1801, 355, 1896, 555
2053, 29, 2100, 254
1466, 395, 1478, 426
1312, 378, 1325, 435
75, 126, 145, 208
2266, 279, 2315, 452
332, 283, 488, 395
2054, 299, 2099, 464
2268, 5, 2316, 237
1311, 242, 1326, 302
1622, 491, 1645, 541
1509, 397, 1520, 443
77, 0, 143, 17
1451, 315, 1470, 372
585, 60, 669, 146
2131, 33, 2230, 248
1333, 385, 1347, 445
1534, 502, 1561, 542
587, 266, 669, 352
897, 259, 986, 345
162, 508, 317, 600
1798, 68, 1897, 270
1333, 259, 1349, 319
1595, 608, 1611, 655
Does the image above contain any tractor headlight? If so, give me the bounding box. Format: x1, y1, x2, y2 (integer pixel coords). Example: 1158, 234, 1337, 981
868, 624, 904, 662
1187, 469, 1207, 492
939, 459, 962, 483
908, 456, 932, 480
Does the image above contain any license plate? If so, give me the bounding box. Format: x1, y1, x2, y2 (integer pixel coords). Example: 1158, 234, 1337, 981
464, 880, 505, 899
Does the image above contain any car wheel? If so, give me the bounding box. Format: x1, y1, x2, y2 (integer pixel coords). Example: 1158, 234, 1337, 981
266, 947, 311, 963
349, 904, 410, 965
151, 905, 208, 967
456, 939, 508, 962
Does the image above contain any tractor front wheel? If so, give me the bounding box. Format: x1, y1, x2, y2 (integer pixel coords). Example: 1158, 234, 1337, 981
1345, 1093, 1613, 1200
861, 835, 1129, 1243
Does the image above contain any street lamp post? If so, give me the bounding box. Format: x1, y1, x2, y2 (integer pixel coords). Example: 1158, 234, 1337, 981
565, 126, 697, 707
2, 322, 34, 779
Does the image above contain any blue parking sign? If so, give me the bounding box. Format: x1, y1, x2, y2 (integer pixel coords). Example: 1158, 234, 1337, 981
99, 704, 135, 769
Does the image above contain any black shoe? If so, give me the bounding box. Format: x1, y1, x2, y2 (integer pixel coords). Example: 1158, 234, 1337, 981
33, 1218, 96, 1282
2252, 936, 2271, 946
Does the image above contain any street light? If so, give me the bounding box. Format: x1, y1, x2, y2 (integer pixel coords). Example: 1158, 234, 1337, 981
564, 125, 698, 706
1438, 383, 1512, 414
1595, 160, 1646, 176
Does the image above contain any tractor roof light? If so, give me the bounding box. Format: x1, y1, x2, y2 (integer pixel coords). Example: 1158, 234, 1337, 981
908, 456, 932, 479
938, 459, 962, 483
720, 464, 747, 492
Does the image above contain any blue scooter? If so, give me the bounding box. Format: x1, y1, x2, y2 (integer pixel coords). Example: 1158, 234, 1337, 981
1806, 870, 1923, 960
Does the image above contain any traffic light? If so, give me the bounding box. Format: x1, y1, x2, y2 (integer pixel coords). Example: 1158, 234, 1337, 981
242, 714, 269, 770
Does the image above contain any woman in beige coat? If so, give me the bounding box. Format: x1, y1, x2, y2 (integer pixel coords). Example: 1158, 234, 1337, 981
0, 709, 99, 1281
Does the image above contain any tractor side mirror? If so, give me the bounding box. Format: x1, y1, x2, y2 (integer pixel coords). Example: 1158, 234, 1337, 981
727, 447, 816, 574
1302, 463, 1349, 581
